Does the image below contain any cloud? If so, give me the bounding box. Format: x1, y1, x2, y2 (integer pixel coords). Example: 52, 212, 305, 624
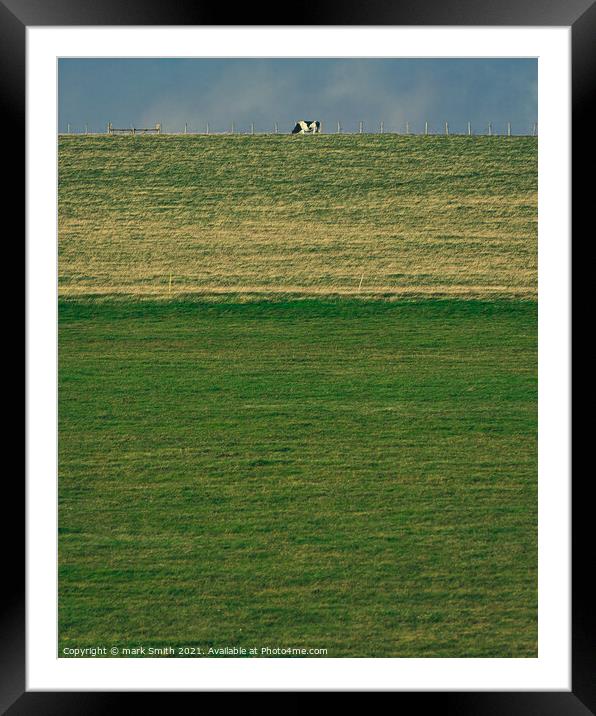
137, 60, 441, 133
139, 61, 295, 132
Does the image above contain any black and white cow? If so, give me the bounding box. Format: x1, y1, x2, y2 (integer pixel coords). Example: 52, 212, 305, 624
291, 120, 321, 134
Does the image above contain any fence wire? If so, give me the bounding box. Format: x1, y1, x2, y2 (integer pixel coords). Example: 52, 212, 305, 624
62, 121, 538, 137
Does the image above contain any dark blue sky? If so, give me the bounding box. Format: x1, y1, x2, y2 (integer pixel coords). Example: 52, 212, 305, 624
58, 58, 537, 135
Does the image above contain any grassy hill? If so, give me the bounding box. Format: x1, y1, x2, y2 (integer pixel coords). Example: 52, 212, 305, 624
58, 135, 537, 658
59, 135, 536, 299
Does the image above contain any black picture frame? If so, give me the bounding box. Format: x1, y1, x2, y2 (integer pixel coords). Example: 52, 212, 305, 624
11, 0, 587, 710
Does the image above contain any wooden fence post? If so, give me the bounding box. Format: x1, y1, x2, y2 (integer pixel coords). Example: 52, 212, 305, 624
406, 122, 409, 135
488, 122, 492, 136
359, 121, 363, 134
425, 121, 428, 135
445, 121, 449, 135
507, 122, 511, 137
467, 121, 471, 136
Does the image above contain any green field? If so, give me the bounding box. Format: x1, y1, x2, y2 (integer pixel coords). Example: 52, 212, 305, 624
59, 134, 536, 299
59, 136, 537, 657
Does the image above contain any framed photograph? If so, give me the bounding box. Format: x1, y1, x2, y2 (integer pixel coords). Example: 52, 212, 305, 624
12, 0, 588, 708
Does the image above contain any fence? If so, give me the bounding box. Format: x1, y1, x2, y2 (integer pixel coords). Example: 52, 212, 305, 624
61, 121, 538, 137
106, 122, 161, 135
